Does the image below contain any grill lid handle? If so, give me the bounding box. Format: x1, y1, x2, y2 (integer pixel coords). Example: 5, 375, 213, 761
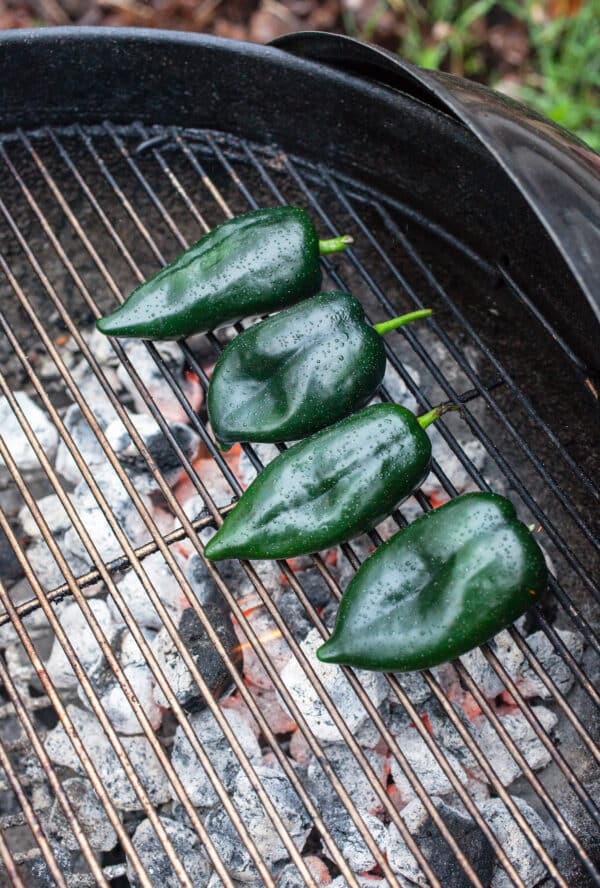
272, 32, 600, 333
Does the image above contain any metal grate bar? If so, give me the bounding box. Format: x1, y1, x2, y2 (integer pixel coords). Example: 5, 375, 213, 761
273, 152, 600, 665
2, 131, 443, 888
233, 137, 600, 649
168, 130, 599, 869
0, 826, 27, 888
285, 157, 600, 593
207, 133, 600, 713
0, 711, 70, 888
65, 125, 488, 888
0, 652, 116, 881
126, 121, 588, 888
36, 128, 454, 888
58, 118, 536, 888
154, 130, 598, 879
0, 221, 306, 888
0, 123, 596, 887
7, 132, 392, 888
116, 121, 596, 876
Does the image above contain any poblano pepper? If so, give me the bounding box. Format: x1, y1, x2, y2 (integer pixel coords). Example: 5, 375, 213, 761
96, 207, 352, 340
207, 291, 432, 449
317, 493, 548, 672
204, 402, 451, 562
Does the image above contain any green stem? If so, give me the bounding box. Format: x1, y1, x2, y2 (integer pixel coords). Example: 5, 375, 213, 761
373, 309, 433, 335
318, 235, 354, 255
417, 403, 460, 430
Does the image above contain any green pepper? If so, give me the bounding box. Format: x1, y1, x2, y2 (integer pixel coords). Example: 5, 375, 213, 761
204, 402, 450, 562
317, 493, 547, 672
207, 290, 432, 449
96, 207, 352, 340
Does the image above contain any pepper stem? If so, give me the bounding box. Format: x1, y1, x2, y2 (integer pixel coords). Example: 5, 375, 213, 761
318, 235, 354, 255
374, 309, 433, 335
417, 403, 461, 430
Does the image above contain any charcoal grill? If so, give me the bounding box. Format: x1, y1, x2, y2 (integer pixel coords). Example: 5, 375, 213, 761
0, 27, 599, 888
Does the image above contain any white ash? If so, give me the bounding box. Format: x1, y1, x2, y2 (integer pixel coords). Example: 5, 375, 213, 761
322, 810, 387, 873
459, 632, 525, 700
191, 455, 240, 508
107, 550, 189, 631
18, 493, 71, 540
330, 879, 391, 888
379, 363, 420, 412
479, 796, 557, 888
44, 704, 171, 811
205, 875, 261, 888
423, 427, 486, 499
44, 598, 118, 689
237, 442, 280, 489
227, 764, 312, 871
182, 493, 211, 522
276, 857, 332, 887
104, 411, 201, 493
3, 640, 42, 697
391, 671, 432, 706
279, 629, 387, 743
466, 706, 559, 786
354, 699, 393, 749
77, 627, 163, 735
307, 743, 387, 815
117, 340, 203, 424
152, 603, 240, 712
23, 536, 86, 594
19, 840, 76, 888
63, 462, 157, 565
387, 795, 495, 888
55, 404, 109, 485
45, 776, 119, 852
389, 729, 466, 802
82, 326, 123, 370
0, 584, 55, 648
204, 804, 258, 881
127, 816, 211, 888
170, 706, 261, 808
519, 629, 584, 699
70, 356, 122, 428
234, 606, 293, 690
0, 391, 58, 474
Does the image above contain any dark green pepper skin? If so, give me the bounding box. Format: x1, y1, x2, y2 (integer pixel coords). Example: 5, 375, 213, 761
317, 493, 548, 672
207, 291, 386, 449
96, 207, 322, 340
204, 403, 432, 561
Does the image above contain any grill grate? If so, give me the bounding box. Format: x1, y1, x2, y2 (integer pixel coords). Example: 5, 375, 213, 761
0, 122, 598, 888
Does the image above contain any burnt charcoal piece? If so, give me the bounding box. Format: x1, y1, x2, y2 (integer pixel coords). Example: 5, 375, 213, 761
388, 796, 495, 888
0, 527, 22, 582
152, 602, 241, 712
21, 842, 75, 887
127, 816, 211, 888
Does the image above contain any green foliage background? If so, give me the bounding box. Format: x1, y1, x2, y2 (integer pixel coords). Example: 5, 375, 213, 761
345, 0, 600, 150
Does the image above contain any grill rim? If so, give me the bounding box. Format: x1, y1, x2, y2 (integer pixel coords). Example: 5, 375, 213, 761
1, 26, 599, 374
0, 62, 596, 888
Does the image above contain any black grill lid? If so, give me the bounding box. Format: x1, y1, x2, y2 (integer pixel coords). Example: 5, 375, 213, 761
275, 32, 600, 334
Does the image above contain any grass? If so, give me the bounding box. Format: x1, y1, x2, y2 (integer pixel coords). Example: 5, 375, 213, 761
345, 0, 600, 151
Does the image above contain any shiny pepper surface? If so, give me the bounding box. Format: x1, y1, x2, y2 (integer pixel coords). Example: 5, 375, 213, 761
204, 403, 434, 561
317, 493, 548, 672
96, 207, 350, 340
207, 291, 431, 449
